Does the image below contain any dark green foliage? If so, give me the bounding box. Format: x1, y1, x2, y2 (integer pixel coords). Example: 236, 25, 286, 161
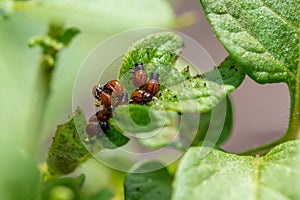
47, 110, 90, 175
124, 161, 173, 200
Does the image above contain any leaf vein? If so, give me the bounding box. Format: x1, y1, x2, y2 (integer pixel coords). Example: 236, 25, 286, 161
260, 184, 291, 200
253, 156, 261, 200
211, 13, 295, 80
241, 2, 297, 80
194, 161, 251, 187
258, 1, 297, 32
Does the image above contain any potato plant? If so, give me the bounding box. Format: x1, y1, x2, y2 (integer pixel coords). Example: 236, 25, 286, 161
0, 0, 299, 199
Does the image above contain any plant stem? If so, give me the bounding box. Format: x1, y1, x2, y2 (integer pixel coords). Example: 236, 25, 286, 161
238, 138, 284, 156
283, 78, 300, 140
283, 23, 300, 140
26, 24, 63, 156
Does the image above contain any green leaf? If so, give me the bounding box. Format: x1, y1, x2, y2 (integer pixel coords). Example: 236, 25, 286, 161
118, 32, 244, 113
119, 31, 185, 94
21, 0, 176, 33
192, 96, 233, 146
155, 56, 245, 113
87, 189, 114, 200
156, 77, 232, 113
110, 34, 243, 150
47, 107, 129, 173
124, 161, 173, 200
110, 105, 179, 134
0, 0, 13, 19
76, 108, 129, 151
172, 140, 300, 200
59, 27, 80, 46
29, 26, 80, 50
47, 108, 90, 175
111, 54, 243, 149
136, 96, 233, 149
103, 128, 130, 148
200, 0, 298, 84
137, 127, 180, 150
204, 56, 245, 88
200, 0, 300, 149
41, 174, 86, 200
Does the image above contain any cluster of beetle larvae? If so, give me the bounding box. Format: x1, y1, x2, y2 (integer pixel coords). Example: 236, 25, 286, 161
86, 62, 160, 136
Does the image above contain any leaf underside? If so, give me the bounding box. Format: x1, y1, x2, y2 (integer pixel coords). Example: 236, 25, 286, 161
47, 109, 90, 175
47, 107, 129, 175
193, 96, 233, 146
200, 0, 299, 84
172, 140, 300, 200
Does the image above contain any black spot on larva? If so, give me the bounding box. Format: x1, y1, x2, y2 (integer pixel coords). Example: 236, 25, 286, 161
222, 74, 225, 78
235, 68, 239, 72
230, 65, 235, 69
136, 187, 140, 191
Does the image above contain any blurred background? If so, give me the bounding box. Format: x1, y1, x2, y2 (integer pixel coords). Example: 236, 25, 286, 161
0, 0, 290, 199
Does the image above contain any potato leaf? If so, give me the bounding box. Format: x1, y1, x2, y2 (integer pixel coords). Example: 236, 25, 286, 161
119, 31, 185, 94
118, 32, 245, 113
112, 32, 244, 149
200, 0, 300, 149
47, 109, 90, 175
172, 140, 300, 200
200, 0, 298, 84
47, 107, 129, 175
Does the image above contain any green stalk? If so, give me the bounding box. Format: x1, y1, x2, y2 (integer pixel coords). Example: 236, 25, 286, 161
26, 24, 63, 156
238, 139, 283, 156
284, 77, 300, 140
